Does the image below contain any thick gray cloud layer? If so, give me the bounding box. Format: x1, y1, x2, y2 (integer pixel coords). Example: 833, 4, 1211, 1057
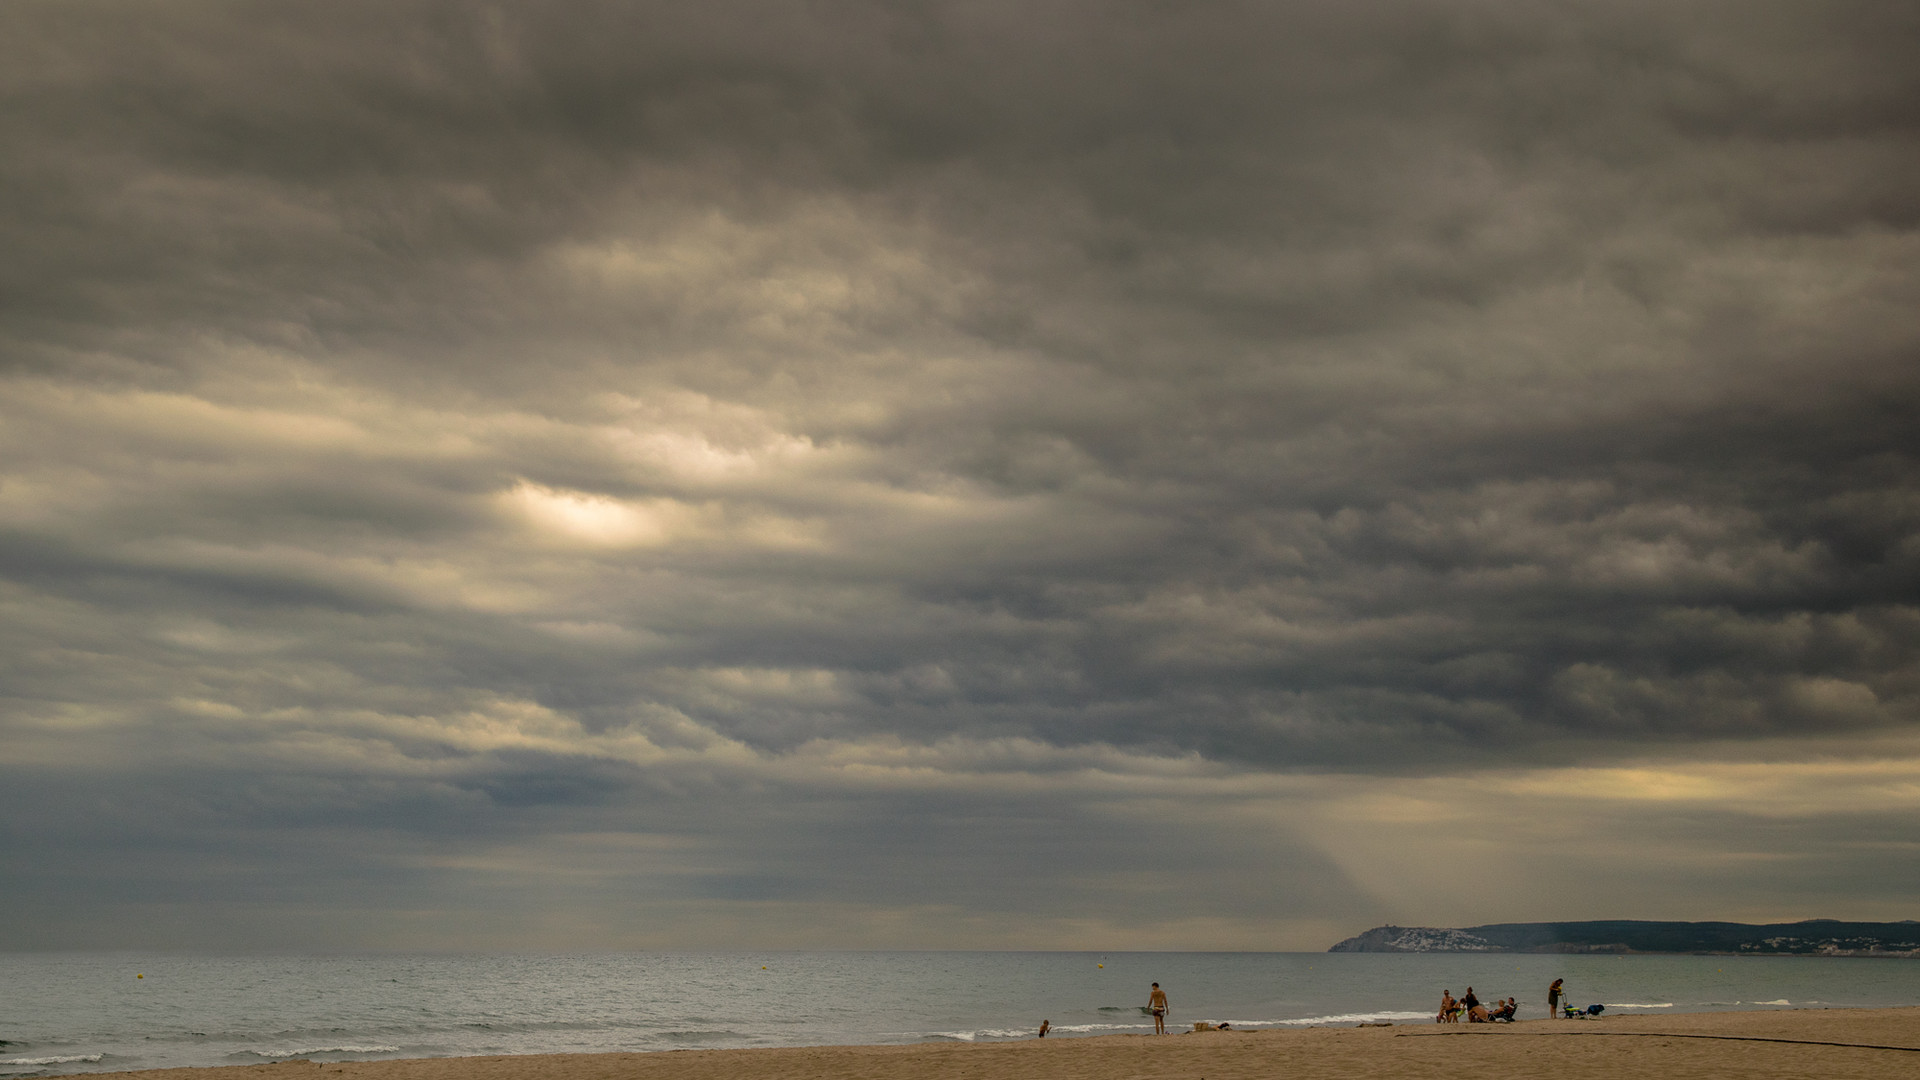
3, 1, 1917, 949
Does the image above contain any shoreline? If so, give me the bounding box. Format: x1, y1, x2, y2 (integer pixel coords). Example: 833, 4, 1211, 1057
73, 1007, 1920, 1080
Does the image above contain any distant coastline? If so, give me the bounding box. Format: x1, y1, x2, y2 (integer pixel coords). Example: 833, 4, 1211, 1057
1328, 919, 1920, 957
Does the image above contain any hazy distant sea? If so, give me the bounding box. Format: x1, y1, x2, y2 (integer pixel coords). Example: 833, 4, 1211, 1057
5, 951, 1919, 1076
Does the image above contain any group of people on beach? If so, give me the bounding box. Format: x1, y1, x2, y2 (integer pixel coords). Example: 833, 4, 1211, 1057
1435, 985, 1520, 1023
1046, 975, 1582, 1040
1436, 978, 1571, 1023
1043, 975, 1584, 1039
1040, 975, 1588, 1040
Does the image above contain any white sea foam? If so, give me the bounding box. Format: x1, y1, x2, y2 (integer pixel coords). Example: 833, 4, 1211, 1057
1754, 999, 1791, 1006
928, 1020, 1167, 1041
1603, 1002, 1673, 1009
921, 1028, 1034, 1042
243, 1045, 402, 1058
1266, 1011, 1431, 1027
0, 1055, 105, 1066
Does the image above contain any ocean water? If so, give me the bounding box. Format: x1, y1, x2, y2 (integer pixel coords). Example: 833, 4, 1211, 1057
3, 951, 1918, 1076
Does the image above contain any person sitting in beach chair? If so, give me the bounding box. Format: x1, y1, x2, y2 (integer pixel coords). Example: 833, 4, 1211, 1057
1488, 998, 1517, 1022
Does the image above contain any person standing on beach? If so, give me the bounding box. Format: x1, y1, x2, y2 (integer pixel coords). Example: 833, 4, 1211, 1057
1148, 983, 1169, 1034
1548, 978, 1563, 1018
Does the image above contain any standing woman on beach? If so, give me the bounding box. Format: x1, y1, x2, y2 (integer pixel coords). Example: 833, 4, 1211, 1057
1548, 979, 1563, 1018
1148, 983, 1169, 1034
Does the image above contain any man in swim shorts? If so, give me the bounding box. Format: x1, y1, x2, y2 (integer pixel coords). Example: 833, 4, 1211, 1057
1148, 983, 1169, 1034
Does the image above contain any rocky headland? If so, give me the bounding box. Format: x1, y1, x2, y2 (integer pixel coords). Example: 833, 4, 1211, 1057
1328, 919, 1920, 956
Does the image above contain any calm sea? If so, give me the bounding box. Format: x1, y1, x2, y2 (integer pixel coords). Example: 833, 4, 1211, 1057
4, 951, 1918, 1076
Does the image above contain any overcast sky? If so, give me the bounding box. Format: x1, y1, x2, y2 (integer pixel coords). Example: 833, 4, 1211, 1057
3, 0, 1918, 952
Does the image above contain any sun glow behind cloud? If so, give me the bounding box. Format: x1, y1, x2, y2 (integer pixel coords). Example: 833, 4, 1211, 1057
503, 482, 684, 547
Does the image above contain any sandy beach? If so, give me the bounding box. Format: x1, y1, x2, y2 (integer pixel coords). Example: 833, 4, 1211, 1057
81, 1007, 1920, 1080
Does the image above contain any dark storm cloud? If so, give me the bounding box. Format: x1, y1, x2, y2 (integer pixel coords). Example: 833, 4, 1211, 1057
3, 1, 1918, 947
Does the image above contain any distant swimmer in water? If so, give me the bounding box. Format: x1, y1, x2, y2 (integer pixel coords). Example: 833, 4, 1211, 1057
1148, 983, 1169, 1034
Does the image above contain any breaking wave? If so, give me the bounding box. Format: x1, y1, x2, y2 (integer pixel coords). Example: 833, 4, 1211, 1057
920, 1028, 1039, 1041
237, 1045, 402, 1059
1266, 1011, 1431, 1027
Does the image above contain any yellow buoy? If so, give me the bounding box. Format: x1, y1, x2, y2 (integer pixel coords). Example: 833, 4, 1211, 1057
136, 974, 143, 979
1097, 964, 1103, 968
